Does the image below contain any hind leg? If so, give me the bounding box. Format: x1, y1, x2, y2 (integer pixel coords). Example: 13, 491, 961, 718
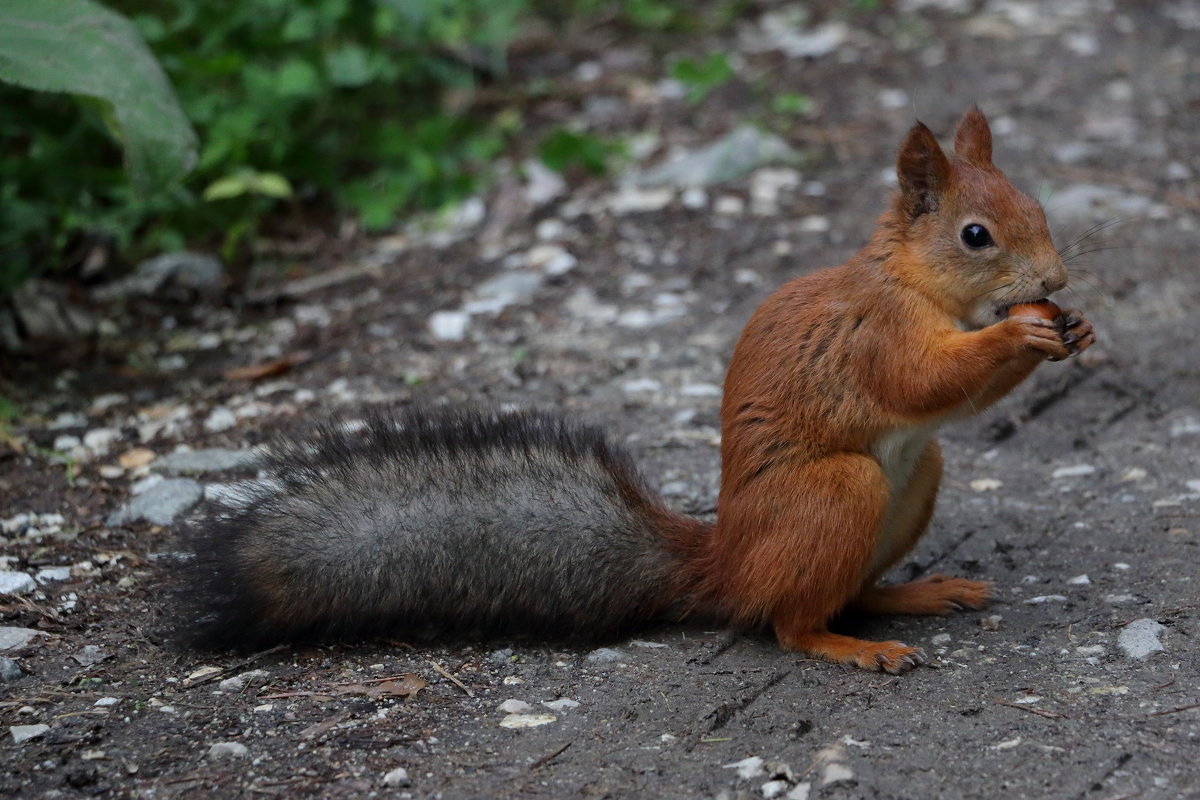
715, 453, 926, 674
854, 441, 992, 616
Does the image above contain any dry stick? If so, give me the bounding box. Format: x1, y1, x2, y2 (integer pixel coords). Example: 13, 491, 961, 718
992, 698, 1069, 720
530, 740, 574, 770
1148, 702, 1200, 717
428, 660, 474, 697
185, 644, 287, 689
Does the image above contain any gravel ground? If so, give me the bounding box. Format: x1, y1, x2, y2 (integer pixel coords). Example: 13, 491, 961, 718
2, 2, 1198, 798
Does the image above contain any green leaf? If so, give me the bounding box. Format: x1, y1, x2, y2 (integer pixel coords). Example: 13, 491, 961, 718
538, 129, 620, 176
670, 52, 733, 104
325, 44, 376, 88
0, 0, 197, 196
275, 58, 321, 97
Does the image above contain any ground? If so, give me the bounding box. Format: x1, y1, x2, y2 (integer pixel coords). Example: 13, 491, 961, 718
2, 2, 1199, 798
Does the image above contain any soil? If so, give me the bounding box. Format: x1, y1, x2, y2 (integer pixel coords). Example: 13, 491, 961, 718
2, 3, 1198, 798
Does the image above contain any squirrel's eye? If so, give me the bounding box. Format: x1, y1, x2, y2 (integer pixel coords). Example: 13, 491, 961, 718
961, 223, 994, 249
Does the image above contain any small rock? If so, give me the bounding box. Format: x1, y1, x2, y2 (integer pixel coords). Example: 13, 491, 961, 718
464, 271, 543, 314
498, 699, 532, 714
715, 195, 745, 215
155, 448, 259, 475
522, 159, 566, 206
607, 185, 674, 213
106, 478, 204, 526
83, 428, 122, 456
71, 645, 109, 667
527, 244, 577, 276
381, 767, 411, 788
585, 647, 627, 663
0, 627, 50, 651
1024, 595, 1068, 604
762, 780, 790, 799
623, 378, 663, 394
1117, 618, 1166, 660
930, 633, 952, 646
970, 478, 1003, 492
0, 657, 24, 681
1066, 574, 1091, 586
203, 407, 237, 433
429, 310, 469, 341
635, 126, 798, 189
93, 697, 120, 707
206, 742, 249, 759
10, 724, 50, 745
723, 756, 766, 780
1052, 464, 1096, 479
990, 737, 1022, 751
541, 698, 580, 711
0, 572, 36, 596
786, 784, 812, 800
53, 434, 82, 452
498, 713, 556, 729
35, 567, 72, 584
821, 762, 855, 786
980, 615, 1003, 631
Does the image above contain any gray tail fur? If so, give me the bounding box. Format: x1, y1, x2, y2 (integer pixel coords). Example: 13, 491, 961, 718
177, 406, 702, 650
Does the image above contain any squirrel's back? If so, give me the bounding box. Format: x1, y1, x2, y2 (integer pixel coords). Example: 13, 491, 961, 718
180, 407, 704, 649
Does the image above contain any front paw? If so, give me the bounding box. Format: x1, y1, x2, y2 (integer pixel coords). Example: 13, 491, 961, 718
1058, 309, 1096, 358
1003, 316, 1069, 361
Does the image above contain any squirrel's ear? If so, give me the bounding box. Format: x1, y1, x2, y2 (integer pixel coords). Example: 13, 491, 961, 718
953, 106, 993, 166
896, 121, 950, 218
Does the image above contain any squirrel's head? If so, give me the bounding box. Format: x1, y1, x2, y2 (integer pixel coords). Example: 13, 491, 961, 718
892, 107, 1067, 329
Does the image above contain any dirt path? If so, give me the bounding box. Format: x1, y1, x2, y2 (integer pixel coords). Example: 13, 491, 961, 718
2, 3, 1198, 798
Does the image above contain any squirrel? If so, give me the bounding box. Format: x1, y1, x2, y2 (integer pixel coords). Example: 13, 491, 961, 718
179, 108, 1095, 673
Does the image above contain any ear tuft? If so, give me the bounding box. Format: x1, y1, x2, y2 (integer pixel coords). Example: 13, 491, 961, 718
896, 121, 950, 218
953, 106, 993, 166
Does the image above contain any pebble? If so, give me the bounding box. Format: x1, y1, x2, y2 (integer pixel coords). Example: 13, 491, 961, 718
821, 763, 854, 786
53, 434, 82, 453
1052, 464, 1096, 478
0, 657, 24, 681
381, 767, 411, 788
681, 187, 708, 209
1117, 618, 1166, 660
93, 697, 120, 707
0, 627, 50, 651
155, 447, 259, 475
1066, 574, 1091, 586
106, 478, 204, 526
206, 742, 249, 759
980, 615, 1003, 631
498, 713, 556, 729
930, 633, 952, 645
541, 698, 581, 711
970, 478, 1003, 492
464, 271, 543, 314
83, 428, 122, 456
203, 406, 237, 433
1024, 595, 1068, 604
762, 780, 790, 798
429, 310, 469, 341
48, 411, 87, 430
35, 567, 71, 584
10, 724, 50, 745
607, 185, 674, 213
715, 195, 745, 215
0, 572, 36, 596
787, 784, 812, 800
723, 756, 765, 779
586, 647, 628, 663
527, 244, 577, 276
497, 699, 532, 714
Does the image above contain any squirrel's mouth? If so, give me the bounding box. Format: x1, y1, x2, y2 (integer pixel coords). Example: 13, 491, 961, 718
993, 297, 1050, 319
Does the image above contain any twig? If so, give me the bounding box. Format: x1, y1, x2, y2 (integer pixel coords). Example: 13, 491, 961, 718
428, 660, 474, 697
1148, 702, 1200, 717
992, 698, 1068, 720
530, 740, 573, 770
184, 644, 287, 689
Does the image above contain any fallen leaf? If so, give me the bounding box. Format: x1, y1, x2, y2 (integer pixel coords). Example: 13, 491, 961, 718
223, 351, 310, 382
118, 447, 157, 469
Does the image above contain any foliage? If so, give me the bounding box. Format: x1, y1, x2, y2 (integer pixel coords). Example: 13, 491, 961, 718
538, 129, 624, 177
669, 52, 733, 104
0, 0, 701, 295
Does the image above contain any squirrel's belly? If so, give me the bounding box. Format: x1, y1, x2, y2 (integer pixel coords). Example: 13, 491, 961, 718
866, 423, 939, 578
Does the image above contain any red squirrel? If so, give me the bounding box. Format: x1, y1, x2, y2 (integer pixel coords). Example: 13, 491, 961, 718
178, 108, 1094, 674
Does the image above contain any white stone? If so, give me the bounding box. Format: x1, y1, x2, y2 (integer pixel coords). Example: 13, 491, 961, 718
990, 737, 1022, 751
541, 698, 580, 711
1024, 595, 1068, 604
381, 767, 411, 788
9, 724, 49, 745
53, 435, 82, 452
607, 186, 674, 214
0, 573, 36, 596
83, 428, 122, 455
1052, 464, 1096, 478
35, 567, 71, 584
1066, 574, 1091, 585
762, 779, 790, 798
723, 756, 765, 780
786, 784, 812, 800
497, 699, 532, 714
94, 697, 120, 707
498, 713, 555, 729
203, 407, 236, 433
1117, 618, 1166, 660
715, 195, 745, 215
623, 378, 663, 394
429, 311, 469, 342
970, 478, 1003, 492
821, 762, 854, 786
680, 187, 708, 209
206, 742, 249, 759
527, 244, 577, 276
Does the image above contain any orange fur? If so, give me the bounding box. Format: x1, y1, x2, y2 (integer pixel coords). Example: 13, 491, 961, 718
695, 108, 1096, 673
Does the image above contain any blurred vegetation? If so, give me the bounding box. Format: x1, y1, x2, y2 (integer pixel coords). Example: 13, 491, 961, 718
1, 0, 708, 296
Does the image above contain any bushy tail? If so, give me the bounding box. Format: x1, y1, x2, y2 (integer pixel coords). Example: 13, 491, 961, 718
176, 407, 710, 650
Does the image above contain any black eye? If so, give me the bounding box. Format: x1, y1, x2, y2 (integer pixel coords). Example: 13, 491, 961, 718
961, 223, 994, 249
